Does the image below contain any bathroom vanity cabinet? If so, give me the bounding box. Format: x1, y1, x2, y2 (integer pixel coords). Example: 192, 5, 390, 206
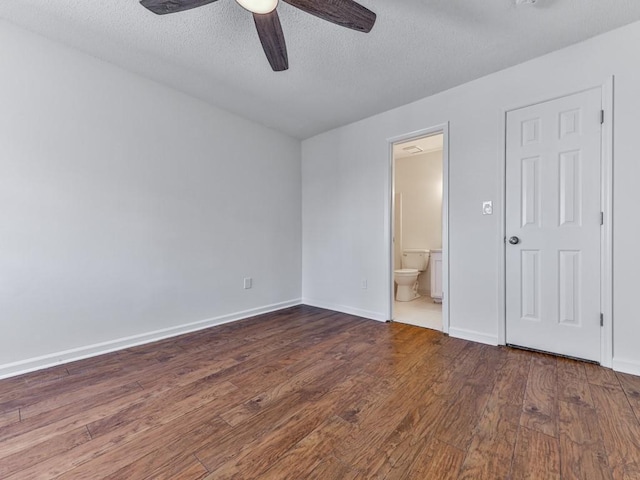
430, 250, 443, 303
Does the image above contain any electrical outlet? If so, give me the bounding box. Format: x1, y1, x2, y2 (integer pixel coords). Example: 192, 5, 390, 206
361, 279, 368, 289
244, 277, 252, 289
482, 201, 493, 215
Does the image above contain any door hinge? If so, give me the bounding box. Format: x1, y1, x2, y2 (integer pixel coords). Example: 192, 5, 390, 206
600, 313, 604, 327
600, 110, 605, 124
600, 212, 604, 226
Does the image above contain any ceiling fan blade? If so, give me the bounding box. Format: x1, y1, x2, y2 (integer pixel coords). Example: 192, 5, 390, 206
253, 11, 289, 72
140, 0, 218, 15
282, 0, 376, 33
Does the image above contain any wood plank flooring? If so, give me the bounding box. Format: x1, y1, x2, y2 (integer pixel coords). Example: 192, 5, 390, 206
1, 305, 640, 479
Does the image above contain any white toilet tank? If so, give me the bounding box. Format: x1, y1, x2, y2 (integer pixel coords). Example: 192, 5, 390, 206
401, 249, 430, 271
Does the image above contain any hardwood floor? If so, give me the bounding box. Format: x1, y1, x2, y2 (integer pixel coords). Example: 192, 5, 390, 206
1, 305, 640, 479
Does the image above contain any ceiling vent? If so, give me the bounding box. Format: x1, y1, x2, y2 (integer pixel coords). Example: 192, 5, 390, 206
402, 145, 424, 155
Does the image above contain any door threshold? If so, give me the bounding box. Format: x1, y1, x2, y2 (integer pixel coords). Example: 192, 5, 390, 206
506, 344, 600, 365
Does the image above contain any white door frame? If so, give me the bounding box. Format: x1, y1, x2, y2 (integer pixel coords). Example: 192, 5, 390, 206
386, 123, 450, 333
497, 78, 614, 367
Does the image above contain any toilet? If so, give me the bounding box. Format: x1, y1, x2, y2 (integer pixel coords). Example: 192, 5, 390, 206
394, 249, 430, 302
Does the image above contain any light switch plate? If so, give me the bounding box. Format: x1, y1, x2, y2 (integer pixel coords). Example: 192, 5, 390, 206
482, 201, 493, 215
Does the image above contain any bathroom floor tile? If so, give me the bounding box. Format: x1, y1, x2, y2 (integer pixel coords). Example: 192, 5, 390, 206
394, 296, 442, 331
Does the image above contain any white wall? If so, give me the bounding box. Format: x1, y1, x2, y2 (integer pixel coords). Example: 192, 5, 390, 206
0, 20, 302, 378
302, 20, 640, 375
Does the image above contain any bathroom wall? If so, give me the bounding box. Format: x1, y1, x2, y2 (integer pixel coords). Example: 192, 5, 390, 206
393, 193, 403, 277
395, 150, 443, 293
0, 20, 302, 378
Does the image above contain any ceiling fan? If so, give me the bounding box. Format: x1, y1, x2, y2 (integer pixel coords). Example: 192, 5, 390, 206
139, 0, 377, 72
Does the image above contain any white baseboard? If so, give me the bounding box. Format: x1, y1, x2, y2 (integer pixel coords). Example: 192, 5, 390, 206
612, 358, 640, 377
0, 299, 302, 380
448, 327, 499, 346
302, 298, 387, 322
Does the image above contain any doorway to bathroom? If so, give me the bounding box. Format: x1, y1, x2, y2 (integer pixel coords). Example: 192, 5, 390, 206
389, 125, 449, 332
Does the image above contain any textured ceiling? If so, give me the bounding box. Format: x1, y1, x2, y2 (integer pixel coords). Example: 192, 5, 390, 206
2, 1, 640, 139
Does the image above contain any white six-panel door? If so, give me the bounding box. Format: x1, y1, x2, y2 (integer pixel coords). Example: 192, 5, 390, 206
505, 88, 602, 362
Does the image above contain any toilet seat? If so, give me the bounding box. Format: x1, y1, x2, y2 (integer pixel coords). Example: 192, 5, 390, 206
394, 268, 419, 276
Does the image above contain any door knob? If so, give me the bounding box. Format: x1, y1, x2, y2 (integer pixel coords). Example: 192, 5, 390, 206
509, 236, 520, 245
